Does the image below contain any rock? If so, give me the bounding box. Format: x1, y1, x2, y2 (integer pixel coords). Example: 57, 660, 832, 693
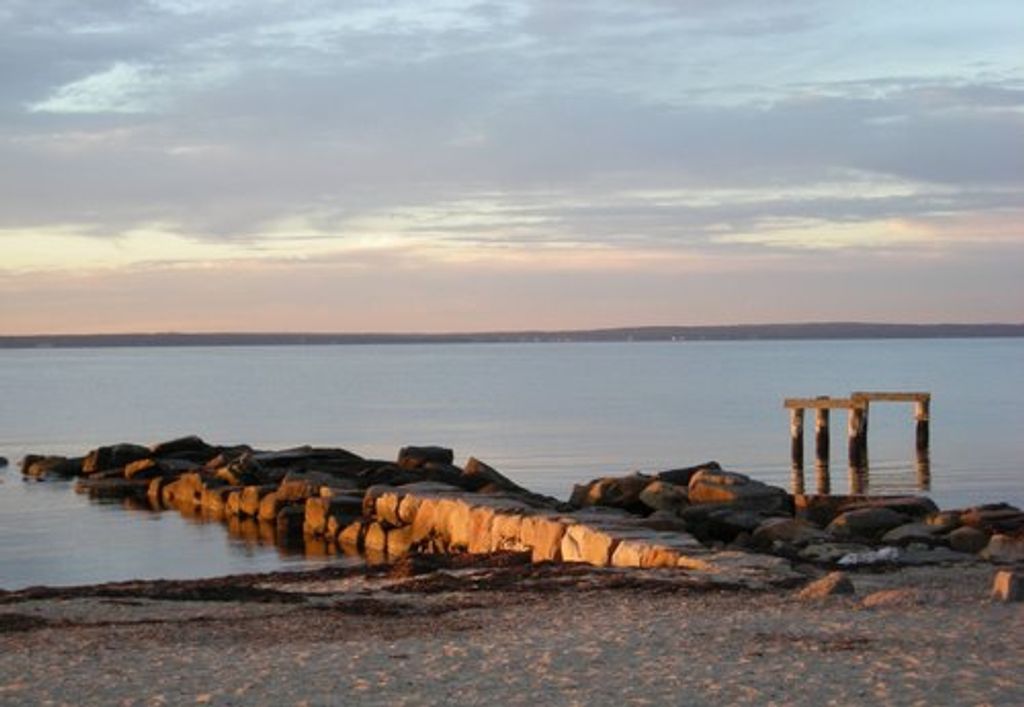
74, 477, 150, 501
793, 495, 852, 527
687, 469, 789, 513
0, 456, 8, 467
519, 515, 569, 562
569, 474, 652, 514
275, 505, 306, 545
363, 521, 390, 553
124, 457, 199, 481
961, 504, 1024, 535
881, 522, 945, 546
655, 461, 721, 486
276, 477, 321, 502
925, 511, 962, 532
797, 571, 855, 599
947, 526, 989, 554
680, 505, 772, 543
981, 533, 1024, 563
894, 546, 975, 565
609, 529, 705, 569
21, 455, 84, 478
338, 520, 369, 550
841, 496, 939, 519
991, 571, 1023, 602
633, 510, 690, 533
305, 495, 363, 537
826, 507, 909, 541
150, 435, 213, 458
752, 518, 829, 548
561, 523, 617, 566
638, 481, 688, 514
82, 444, 151, 475
386, 525, 415, 557
238, 485, 277, 516
200, 486, 238, 518
461, 457, 529, 494
798, 542, 872, 564
257, 492, 282, 522
860, 589, 922, 608
397, 446, 454, 470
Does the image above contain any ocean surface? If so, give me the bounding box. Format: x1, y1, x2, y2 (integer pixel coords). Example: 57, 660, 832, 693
1, 339, 1021, 589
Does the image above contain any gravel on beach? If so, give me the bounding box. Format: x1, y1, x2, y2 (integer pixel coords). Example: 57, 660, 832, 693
1, 562, 1022, 706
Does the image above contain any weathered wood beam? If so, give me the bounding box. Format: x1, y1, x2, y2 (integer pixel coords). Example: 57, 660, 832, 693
851, 391, 930, 403
784, 397, 862, 410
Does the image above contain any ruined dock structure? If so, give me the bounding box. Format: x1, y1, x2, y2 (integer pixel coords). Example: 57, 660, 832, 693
785, 392, 930, 495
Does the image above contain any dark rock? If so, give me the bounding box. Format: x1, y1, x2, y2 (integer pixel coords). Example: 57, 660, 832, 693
397, 446, 454, 469
688, 469, 790, 513
680, 505, 771, 543
982, 533, 1024, 563
655, 461, 721, 486
569, 474, 652, 514
961, 504, 1024, 535
925, 511, 961, 532
75, 477, 151, 501
358, 462, 423, 488
81, 444, 151, 475
798, 542, 872, 564
947, 525, 989, 554
420, 462, 470, 489
461, 457, 529, 495
124, 457, 199, 481
797, 571, 855, 599
275, 505, 306, 546
827, 507, 909, 541
841, 496, 939, 519
0, 456, 8, 468
752, 517, 828, 549
632, 510, 690, 533
880, 522, 946, 546
638, 481, 688, 514
150, 435, 213, 458
21, 455, 84, 479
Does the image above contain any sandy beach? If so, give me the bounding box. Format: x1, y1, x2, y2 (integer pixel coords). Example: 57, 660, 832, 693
2, 558, 1021, 706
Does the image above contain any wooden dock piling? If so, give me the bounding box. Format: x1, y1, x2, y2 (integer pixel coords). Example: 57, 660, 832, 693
785, 391, 931, 494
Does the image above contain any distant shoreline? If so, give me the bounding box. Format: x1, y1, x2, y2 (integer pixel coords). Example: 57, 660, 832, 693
1, 323, 1023, 349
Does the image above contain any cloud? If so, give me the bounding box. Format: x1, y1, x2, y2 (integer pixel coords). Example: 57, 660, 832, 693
0, 1, 1021, 330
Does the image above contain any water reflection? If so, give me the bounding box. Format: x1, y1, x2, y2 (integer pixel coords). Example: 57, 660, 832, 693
792, 452, 932, 497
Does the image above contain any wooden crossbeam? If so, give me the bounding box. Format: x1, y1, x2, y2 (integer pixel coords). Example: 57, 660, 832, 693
783, 397, 863, 410
851, 391, 930, 403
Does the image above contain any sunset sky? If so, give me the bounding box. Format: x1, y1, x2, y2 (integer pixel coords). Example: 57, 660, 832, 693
1, 1, 1022, 334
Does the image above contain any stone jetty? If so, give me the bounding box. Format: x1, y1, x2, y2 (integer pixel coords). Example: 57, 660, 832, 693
19, 437, 1024, 581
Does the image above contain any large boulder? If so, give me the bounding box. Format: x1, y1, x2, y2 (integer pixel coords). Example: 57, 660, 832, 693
880, 522, 946, 546
752, 517, 829, 549
460, 457, 529, 495
680, 505, 771, 543
655, 461, 721, 487
982, 534, 1024, 563
961, 504, 1024, 535
150, 435, 214, 458
638, 481, 688, 514
124, 457, 199, 481
21, 455, 84, 479
827, 508, 909, 541
947, 525, 989, 554
82, 444, 151, 475
397, 446, 454, 470
305, 495, 363, 537
687, 469, 790, 514
841, 496, 939, 519
569, 474, 652, 514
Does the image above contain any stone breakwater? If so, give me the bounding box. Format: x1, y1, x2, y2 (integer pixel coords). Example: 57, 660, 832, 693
19, 436, 1024, 583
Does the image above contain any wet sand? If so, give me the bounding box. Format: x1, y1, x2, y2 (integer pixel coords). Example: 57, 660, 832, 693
2, 559, 1022, 706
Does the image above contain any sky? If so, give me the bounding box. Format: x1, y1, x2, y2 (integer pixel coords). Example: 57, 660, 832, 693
1, 0, 1022, 334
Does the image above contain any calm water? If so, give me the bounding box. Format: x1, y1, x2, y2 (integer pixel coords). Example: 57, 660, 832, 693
1, 339, 1021, 588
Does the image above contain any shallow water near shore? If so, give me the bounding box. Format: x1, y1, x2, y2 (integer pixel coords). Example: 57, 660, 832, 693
1, 338, 1021, 588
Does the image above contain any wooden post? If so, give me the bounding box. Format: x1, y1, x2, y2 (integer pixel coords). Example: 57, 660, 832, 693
916, 449, 931, 491
790, 408, 805, 467
848, 463, 866, 495
848, 405, 866, 468
815, 407, 830, 465
915, 397, 930, 453
815, 462, 830, 495
791, 464, 805, 495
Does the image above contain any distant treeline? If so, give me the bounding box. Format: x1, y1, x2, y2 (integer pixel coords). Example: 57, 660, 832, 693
1, 323, 1022, 349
